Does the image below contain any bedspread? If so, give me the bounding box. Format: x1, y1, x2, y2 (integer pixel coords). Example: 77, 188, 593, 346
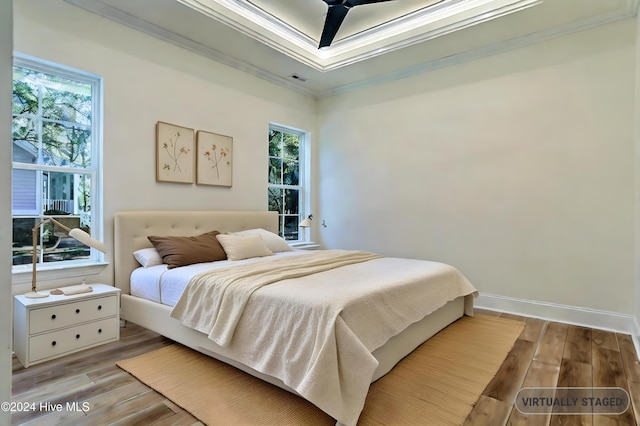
171, 250, 382, 346
170, 250, 477, 426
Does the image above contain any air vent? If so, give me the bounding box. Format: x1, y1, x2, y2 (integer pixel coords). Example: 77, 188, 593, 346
289, 74, 307, 82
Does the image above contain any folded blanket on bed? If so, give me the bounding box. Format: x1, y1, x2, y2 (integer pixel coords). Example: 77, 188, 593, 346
170, 250, 478, 426
170, 249, 382, 346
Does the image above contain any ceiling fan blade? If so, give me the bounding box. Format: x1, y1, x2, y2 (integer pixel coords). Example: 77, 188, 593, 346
319, 4, 350, 48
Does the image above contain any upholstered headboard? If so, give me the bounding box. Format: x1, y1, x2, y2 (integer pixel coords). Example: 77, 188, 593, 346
113, 210, 279, 294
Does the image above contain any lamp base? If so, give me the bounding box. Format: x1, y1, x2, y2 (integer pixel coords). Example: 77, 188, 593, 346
24, 291, 49, 299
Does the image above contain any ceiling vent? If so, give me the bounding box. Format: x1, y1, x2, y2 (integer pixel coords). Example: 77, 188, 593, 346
289, 73, 307, 82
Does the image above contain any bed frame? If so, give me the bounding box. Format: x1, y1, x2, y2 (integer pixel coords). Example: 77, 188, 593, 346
114, 210, 470, 410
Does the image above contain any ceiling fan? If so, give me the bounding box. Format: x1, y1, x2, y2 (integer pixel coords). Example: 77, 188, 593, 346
319, 0, 395, 48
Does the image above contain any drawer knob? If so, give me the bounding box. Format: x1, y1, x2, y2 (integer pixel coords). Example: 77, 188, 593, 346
98, 328, 102, 333
51, 314, 56, 320
51, 341, 57, 346
97, 305, 102, 310
75, 308, 80, 314
76, 334, 80, 339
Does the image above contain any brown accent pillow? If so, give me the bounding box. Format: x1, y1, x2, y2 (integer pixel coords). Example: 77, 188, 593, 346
148, 230, 227, 268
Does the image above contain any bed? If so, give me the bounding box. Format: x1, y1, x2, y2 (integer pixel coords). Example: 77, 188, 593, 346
114, 210, 478, 426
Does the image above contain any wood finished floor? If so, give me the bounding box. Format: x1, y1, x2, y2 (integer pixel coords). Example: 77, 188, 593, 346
11, 311, 640, 426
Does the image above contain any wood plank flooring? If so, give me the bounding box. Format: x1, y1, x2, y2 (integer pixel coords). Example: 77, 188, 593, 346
466, 311, 640, 426
11, 311, 640, 425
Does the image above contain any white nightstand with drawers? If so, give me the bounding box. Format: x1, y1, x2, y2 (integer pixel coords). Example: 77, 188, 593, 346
13, 283, 120, 368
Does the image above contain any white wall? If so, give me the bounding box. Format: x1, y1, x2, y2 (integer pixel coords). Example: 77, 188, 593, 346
635, 8, 640, 343
1, 1, 13, 422
13, 0, 317, 290
317, 20, 636, 316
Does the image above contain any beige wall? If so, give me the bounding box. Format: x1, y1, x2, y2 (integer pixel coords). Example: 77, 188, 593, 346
1, 1, 13, 420
317, 20, 636, 315
12, 0, 317, 291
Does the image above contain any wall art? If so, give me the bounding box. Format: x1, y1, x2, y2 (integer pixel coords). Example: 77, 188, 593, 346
156, 121, 194, 183
196, 130, 233, 187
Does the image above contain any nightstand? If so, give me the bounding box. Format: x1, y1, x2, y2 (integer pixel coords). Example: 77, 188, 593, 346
13, 283, 120, 368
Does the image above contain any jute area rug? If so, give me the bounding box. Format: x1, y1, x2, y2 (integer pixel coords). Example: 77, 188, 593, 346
117, 315, 523, 425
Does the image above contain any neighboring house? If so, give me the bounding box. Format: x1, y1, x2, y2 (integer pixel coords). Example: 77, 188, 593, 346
11, 141, 37, 216
12, 141, 85, 265
12, 141, 78, 216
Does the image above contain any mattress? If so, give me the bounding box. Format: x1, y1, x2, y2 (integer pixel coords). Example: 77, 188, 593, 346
130, 250, 308, 306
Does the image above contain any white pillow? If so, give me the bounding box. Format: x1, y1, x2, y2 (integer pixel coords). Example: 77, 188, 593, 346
231, 228, 293, 253
133, 248, 163, 268
216, 233, 274, 261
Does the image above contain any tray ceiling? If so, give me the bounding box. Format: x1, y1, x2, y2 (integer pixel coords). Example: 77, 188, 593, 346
64, 0, 637, 97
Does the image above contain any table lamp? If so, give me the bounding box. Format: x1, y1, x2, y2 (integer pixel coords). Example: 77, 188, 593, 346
299, 214, 313, 228
25, 217, 106, 299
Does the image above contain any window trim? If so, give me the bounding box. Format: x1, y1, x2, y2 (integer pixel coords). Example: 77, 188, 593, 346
11, 53, 106, 282
268, 122, 311, 242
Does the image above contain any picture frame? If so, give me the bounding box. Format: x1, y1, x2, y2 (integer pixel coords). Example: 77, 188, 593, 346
156, 121, 195, 183
196, 130, 233, 187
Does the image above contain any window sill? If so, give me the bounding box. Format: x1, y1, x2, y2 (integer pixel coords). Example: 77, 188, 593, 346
12, 261, 110, 285
289, 242, 321, 250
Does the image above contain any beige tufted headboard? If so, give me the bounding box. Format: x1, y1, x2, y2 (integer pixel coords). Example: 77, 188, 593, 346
113, 210, 279, 294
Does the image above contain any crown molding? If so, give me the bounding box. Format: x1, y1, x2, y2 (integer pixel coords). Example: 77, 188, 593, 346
64, 0, 638, 99
319, 0, 639, 97
63, 0, 319, 97
178, 0, 542, 71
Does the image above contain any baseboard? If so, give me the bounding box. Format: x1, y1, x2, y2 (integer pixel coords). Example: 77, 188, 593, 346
475, 293, 640, 358
632, 318, 640, 362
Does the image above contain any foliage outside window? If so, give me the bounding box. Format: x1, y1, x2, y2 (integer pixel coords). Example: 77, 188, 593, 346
268, 125, 306, 241
12, 56, 102, 269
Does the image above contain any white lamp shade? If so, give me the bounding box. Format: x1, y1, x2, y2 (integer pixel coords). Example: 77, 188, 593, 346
69, 228, 107, 253
299, 218, 312, 228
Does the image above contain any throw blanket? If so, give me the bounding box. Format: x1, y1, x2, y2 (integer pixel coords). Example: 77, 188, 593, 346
170, 250, 477, 426
171, 250, 382, 346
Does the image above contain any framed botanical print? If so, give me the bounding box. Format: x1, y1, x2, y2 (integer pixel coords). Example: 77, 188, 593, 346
156, 121, 195, 183
196, 130, 233, 187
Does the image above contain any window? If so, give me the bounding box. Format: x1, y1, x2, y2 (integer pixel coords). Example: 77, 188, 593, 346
268, 124, 308, 241
12, 55, 102, 272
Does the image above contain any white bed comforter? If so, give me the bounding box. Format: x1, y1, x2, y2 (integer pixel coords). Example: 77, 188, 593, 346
170, 250, 477, 426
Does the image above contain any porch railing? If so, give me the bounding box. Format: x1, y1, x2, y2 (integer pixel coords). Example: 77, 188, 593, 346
44, 199, 73, 213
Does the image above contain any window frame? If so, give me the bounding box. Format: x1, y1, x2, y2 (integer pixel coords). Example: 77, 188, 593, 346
268, 123, 310, 242
11, 53, 106, 284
